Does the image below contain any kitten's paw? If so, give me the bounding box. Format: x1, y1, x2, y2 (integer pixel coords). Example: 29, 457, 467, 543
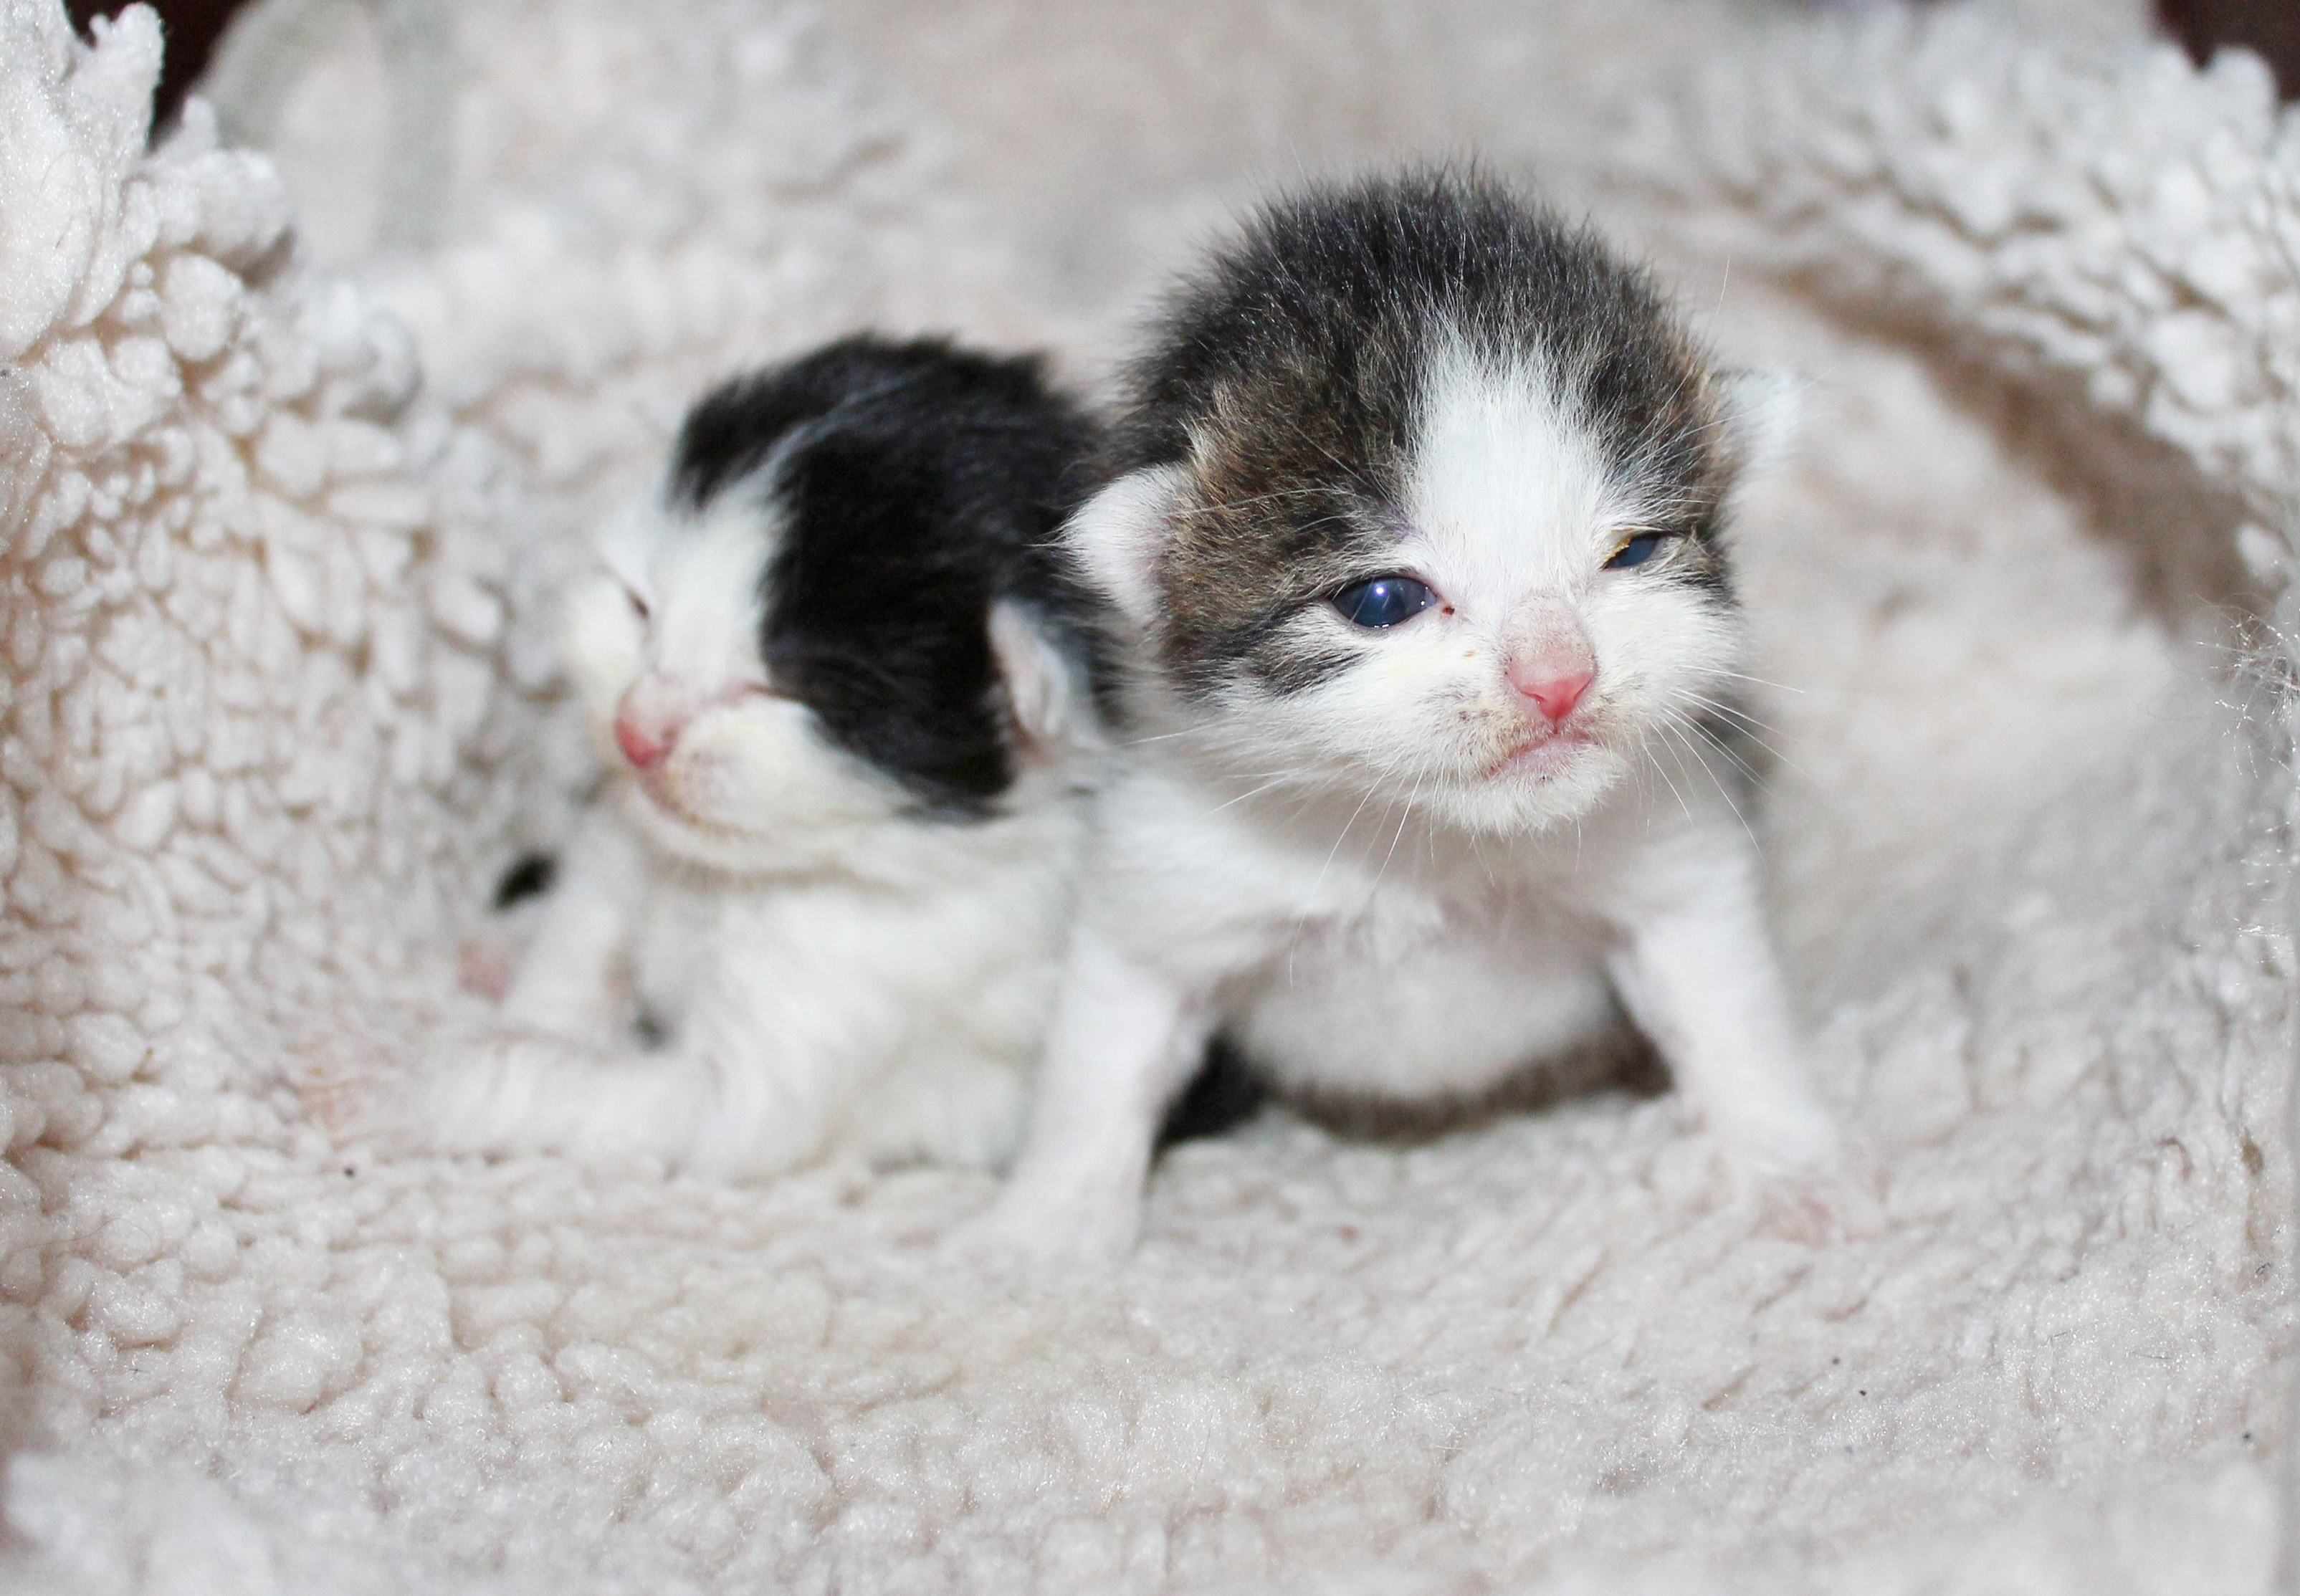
1714, 1107, 1883, 1243
292, 1028, 532, 1160
1751, 1162, 1884, 1244
941, 1185, 1142, 1275
457, 938, 516, 1000
290, 1033, 416, 1150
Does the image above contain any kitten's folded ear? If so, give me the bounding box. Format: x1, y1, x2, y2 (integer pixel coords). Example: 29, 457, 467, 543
1714, 368, 1805, 484
1064, 465, 1188, 629
988, 601, 1090, 761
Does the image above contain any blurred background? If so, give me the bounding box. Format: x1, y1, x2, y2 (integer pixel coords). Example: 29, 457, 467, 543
56, 0, 2300, 137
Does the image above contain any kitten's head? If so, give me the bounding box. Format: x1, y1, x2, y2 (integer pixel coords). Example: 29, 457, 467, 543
1076, 171, 1796, 833
565, 335, 1105, 874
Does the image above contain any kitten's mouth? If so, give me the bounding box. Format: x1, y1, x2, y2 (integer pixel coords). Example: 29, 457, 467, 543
634, 765, 684, 813
1489, 727, 1593, 780
629, 778, 753, 852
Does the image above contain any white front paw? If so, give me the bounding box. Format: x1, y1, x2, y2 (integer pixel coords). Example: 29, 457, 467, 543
942, 1182, 1143, 1274
1752, 1160, 1884, 1243
290, 1031, 418, 1151
1716, 1086, 1840, 1172
293, 1028, 540, 1161
1715, 1107, 1881, 1242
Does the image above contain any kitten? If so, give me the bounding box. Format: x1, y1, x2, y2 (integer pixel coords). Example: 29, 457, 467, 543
960, 172, 1864, 1263
313, 335, 1108, 1177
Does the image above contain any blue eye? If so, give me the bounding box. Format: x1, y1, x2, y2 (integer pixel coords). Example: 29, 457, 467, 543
1604, 533, 1669, 570
1332, 575, 1437, 629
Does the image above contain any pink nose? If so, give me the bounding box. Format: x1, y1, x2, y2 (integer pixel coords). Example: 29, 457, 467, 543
615, 715, 674, 770
1510, 665, 1593, 725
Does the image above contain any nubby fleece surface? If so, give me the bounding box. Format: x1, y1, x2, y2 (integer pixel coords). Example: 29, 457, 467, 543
0, 1, 2292, 1592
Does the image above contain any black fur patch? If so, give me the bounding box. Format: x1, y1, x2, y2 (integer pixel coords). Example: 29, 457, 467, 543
1108, 170, 1742, 695
491, 851, 558, 910
670, 336, 1108, 817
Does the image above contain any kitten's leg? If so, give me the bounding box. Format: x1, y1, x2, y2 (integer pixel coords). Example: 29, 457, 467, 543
496, 806, 646, 1037
416, 1031, 717, 1162
302, 811, 646, 1142
406, 991, 839, 1177
947, 924, 1210, 1267
317, 922, 843, 1175
1602, 832, 1877, 1237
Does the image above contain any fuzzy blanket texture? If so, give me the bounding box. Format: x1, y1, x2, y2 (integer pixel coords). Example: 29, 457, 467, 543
0, 0, 2294, 1590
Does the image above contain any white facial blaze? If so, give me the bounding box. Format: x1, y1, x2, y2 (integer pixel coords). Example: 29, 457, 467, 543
1185, 337, 1745, 836
631, 500, 772, 709
563, 485, 912, 874
1406, 341, 1631, 601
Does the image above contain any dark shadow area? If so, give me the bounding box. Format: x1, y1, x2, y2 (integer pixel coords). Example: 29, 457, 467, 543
2162, 0, 2300, 100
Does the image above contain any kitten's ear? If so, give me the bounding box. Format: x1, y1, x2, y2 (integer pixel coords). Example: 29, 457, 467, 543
1714, 368, 1805, 484
988, 601, 1086, 761
1065, 465, 1187, 627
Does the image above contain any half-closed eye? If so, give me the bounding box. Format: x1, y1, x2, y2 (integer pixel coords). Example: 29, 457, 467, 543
1332, 575, 1438, 629
1603, 532, 1673, 571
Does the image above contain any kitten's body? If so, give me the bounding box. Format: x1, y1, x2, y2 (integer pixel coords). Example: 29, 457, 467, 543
966, 174, 1858, 1262
315, 336, 1107, 1177
462, 775, 1082, 1175
1102, 760, 1629, 1107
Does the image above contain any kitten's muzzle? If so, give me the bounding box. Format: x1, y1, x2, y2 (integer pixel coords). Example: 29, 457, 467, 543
1508, 660, 1593, 726
614, 682, 780, 773
616, 714, 674, 771
1499, 602, 1597, 729
1489, 725, 1594, 779
1486, 645, 1600, 780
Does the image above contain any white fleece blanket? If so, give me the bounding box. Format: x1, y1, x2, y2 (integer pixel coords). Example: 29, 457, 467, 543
0, 1, 2294, 1591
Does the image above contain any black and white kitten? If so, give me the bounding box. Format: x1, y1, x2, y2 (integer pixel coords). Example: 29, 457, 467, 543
962, 173, 1864, 1262
317, 336, 1109, 1176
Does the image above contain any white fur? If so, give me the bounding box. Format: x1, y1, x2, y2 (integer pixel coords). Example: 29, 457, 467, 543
965, 342, 1855, 1262
333, 481, 1096, 1177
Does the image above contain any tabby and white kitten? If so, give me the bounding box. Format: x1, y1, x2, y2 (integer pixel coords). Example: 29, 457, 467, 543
319, 336, 1108, 1177
963, 173, 1863, 1263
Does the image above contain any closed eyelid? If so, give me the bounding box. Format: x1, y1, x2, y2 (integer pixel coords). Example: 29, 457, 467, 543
600, 559, 653, 601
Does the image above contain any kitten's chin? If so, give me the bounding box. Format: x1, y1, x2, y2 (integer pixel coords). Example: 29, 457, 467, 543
1441, 742, 1629, 834
616, 773, 897, 879
619, 787, 774, 873
612, 780, 816, 877
1487, 728, 1595, 781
